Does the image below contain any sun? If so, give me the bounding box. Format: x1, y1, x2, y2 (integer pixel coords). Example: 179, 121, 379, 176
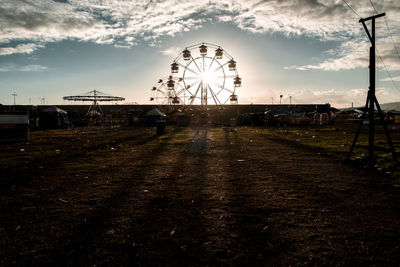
200, 69, 217, 86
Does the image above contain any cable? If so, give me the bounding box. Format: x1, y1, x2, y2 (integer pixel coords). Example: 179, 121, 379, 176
342, 0, 361, 18
369, 0, 400, 95
369, 0, 378, 14
376, 48, 400, 94
342, 0, 400, 96
383, 18, 400, 59
369, 0, 400, 59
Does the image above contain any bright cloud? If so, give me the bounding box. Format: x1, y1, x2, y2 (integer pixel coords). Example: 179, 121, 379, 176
284, 40, 370, 71
0, 0, 399, 73
0, 43, 43, 55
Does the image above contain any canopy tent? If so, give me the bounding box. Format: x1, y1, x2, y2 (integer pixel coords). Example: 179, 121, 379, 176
143, 108, 166, 127
39, 106, 69, 129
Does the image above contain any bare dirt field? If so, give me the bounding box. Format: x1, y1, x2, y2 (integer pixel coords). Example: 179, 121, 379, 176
1, 125, 400, 265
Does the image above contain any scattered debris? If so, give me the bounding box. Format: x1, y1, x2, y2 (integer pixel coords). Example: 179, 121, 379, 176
106, 229, 115, 235
170, 228, 176, 236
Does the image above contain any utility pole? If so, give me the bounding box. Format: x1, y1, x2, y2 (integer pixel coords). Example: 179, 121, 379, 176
280, 95, 283, 105
363, 13, 381, 163
271, 97, 273, 104
39, 97, 45, 105
346, 13, 398, 166
289, 96, 292, 106
12, 92, 17, 105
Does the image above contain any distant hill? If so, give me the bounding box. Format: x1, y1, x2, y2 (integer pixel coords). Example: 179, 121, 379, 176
339, 102, 400, 111
380, 102, 400, 111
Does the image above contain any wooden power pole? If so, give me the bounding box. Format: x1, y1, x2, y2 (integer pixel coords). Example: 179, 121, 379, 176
346, 13, 398, 166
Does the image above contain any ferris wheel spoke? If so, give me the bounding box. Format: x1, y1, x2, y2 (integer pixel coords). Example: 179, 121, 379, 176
211, 61, 229, 73
211, 78, 226, 86
208, 55, 217, 71
175, 87, 186, 96
178, 63, 200, 77
208, 78, 225, 88
190, 83, 202, 105
190, 56, 202, 72
216, 75, 236, 79
220, 87, 234, 94
186, 81, 200, 93
157, 90, 169, 97
208, 84, 221, 105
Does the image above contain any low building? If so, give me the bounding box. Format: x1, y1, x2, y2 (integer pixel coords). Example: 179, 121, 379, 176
0, 112, 30, 143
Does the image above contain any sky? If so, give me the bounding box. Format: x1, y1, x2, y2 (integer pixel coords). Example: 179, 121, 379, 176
0, 0, 399, 108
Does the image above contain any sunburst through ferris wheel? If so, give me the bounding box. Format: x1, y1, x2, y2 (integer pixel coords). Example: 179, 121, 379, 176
169, 42, 241, 106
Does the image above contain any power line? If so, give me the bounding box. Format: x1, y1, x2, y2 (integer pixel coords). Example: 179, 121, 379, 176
369, 0, 400, 59
383, 18, 400, 59
376, 47, 400, 94
369, 0, 378, 14
369, 0, 400, 94
341, 0, 400, 96
342, 0, 361, 18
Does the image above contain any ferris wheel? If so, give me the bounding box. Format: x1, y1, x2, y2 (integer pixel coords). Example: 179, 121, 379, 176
150, 76, 184, 105
169, 42, 241, 105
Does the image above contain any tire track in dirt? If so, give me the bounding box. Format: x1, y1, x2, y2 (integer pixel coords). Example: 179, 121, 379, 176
125, 126, 251, 265
122, 127, 213, 265
213, 128, 279, 265
0, 128, 187, 265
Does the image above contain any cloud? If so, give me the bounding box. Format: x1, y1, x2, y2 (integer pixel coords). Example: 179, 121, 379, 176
0, 63, 47, 72
0, 43, 44, 55
159, 46, 181, 56
284, 39, 369, 71
0, 0, 399, 75
20, 64, 48, 71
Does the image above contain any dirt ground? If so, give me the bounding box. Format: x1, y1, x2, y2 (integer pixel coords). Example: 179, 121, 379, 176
1, 126, 400, 265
